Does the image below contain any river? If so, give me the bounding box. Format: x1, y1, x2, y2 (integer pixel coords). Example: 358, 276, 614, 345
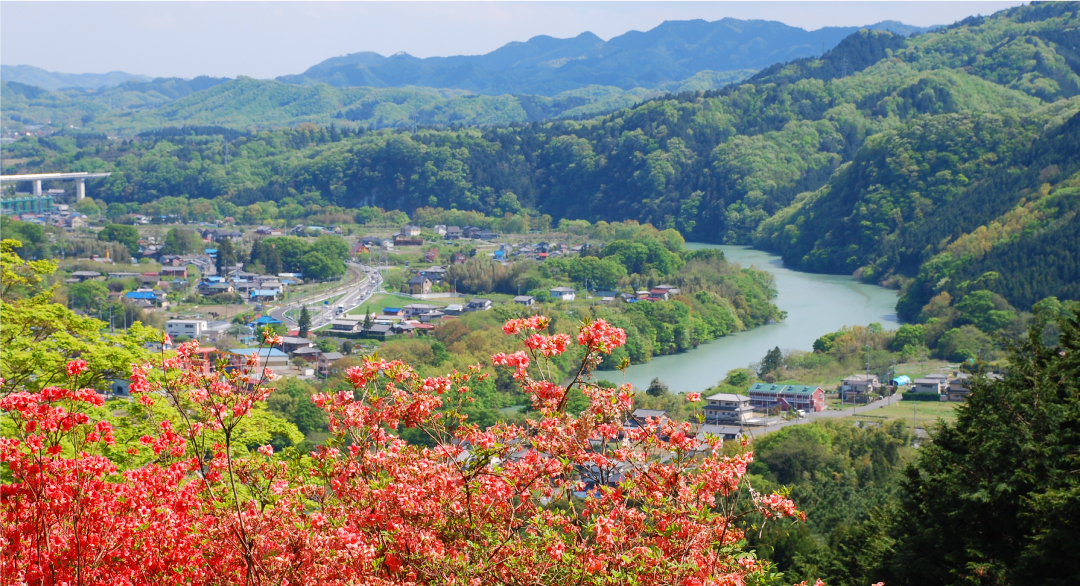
616, 245, 901, 393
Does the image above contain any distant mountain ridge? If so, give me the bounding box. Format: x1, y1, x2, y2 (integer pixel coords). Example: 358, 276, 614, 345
277, 18, 933, 95
0, 64, 151, 90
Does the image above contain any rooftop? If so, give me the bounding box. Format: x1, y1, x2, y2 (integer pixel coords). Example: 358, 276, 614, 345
704, 393, 750, 402
748, 383, 822, 395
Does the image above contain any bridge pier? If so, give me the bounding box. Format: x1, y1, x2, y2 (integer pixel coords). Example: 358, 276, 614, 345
76, 178, 86, 201
33, 180, 42, 196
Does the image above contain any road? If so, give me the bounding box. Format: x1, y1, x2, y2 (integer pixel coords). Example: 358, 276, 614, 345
268, 263, 383, 331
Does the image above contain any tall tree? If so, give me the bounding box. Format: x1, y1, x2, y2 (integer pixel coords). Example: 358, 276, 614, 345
215, 237, 236, 275
363, 309, 374, 330
298, 306, 311, 338
759, 346, 783, 378
886, 309, 1080, 586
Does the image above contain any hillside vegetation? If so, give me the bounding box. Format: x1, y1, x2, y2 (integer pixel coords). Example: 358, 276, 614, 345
4, 3, 1080, 324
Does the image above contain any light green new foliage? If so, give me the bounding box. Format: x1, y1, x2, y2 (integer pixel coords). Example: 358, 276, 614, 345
1, 240, 161, 394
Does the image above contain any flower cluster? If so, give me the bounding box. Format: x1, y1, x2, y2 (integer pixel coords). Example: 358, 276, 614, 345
1, 320, 820, 586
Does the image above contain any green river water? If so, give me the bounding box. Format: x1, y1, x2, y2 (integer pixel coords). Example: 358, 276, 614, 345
615, 245, 901, 393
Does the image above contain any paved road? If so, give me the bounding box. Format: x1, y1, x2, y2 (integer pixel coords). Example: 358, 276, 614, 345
268, 263, 382, 331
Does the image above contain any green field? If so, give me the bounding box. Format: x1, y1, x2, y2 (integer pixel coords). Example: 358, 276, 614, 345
347, 293, 452, 316
856, 398, 961, 430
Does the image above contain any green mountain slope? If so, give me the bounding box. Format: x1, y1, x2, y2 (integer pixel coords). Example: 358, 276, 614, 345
5, 3, 1079, 317
1, 73, 758, 135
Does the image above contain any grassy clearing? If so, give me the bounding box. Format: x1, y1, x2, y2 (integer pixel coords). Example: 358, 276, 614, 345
858, 399, 961, 430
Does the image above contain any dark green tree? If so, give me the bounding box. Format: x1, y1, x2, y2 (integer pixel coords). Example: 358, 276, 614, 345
215, 237, 236, 275
646, 377, 670, 397
363, 309, 375, 330
297, 306, 311, 338
885, 310, 1080, 586
341, 340, 354, 355
759, 346, 783, 377
97, 224, 140, 255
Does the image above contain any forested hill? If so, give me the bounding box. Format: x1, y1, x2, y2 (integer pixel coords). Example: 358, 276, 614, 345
278, 18, 929, 95
4, 2, 1080, 314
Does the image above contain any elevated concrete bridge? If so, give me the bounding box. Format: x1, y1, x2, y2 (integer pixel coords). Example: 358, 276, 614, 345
0, 171, 112, 200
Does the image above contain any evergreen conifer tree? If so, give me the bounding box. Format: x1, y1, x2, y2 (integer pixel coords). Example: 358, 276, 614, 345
298, 306, 311, 338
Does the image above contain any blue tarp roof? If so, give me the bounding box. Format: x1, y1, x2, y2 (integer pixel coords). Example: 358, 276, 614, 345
250, 289, 278, 296
892, 375, 912, 385
383, 307, 402, 313
126, 291, 155, 300
252, 316, 281, 325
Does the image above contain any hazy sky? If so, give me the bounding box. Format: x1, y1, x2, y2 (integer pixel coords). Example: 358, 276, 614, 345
1, 1, 1024, 79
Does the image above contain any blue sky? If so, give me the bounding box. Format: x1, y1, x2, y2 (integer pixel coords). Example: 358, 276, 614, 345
1, 1, 1024, 79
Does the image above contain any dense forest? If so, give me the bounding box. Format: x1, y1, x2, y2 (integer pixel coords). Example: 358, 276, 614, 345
4, 3, 1079, 322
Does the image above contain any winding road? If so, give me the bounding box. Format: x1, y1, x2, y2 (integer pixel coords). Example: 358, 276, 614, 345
268, 263, 383, 331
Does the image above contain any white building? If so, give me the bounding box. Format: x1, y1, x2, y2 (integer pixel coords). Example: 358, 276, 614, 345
166, 319, 208, 338
549, 286, 576, 301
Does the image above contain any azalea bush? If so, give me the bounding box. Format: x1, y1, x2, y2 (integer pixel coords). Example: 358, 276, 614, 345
3, 314, 815, 586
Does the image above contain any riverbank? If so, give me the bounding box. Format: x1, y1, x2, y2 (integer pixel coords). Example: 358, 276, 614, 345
618, 245, 902, 393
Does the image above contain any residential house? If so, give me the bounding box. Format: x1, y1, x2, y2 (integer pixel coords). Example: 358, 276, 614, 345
647, 288, 670, 301
292, 347, 321, 361
329, 319, 362, 334
399, 225, 422, 237
224, 348, 289, 372
654, 284, 681, 296
316, 352, 346, 377
361, 324, 393, 339
462, 226, 482, 239
451, 252, 466, 264
465, 298, 493, 312
433, 225, 447, 236
513, 295, 536, 307
250, 289, 278, 302
407, 275, 432, 295
403, 303, 439, 318
549, 286, 576, 301
199, 282, 235, 296
421, 266, 447, 281
281, 337, 313, 354
125, 290, 164, 306
166, 319, 208, 339
418, 310, 444, 323
161, 267, 187, 279
946, 373, 973, 401
695, 425, 744, 442
702, 393, 755, 424
444, 304, 465, 316
912, 378, 946, 395
748, 383, 826, 412
107, 271, 140, 280
839, 374, 880, 402
625, 409, 670, 430
445, 226, 462, 240
70, 271, 102, 282
478, 230, 500, 241
251, 316, 282, 328
382, 307, 404, 318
